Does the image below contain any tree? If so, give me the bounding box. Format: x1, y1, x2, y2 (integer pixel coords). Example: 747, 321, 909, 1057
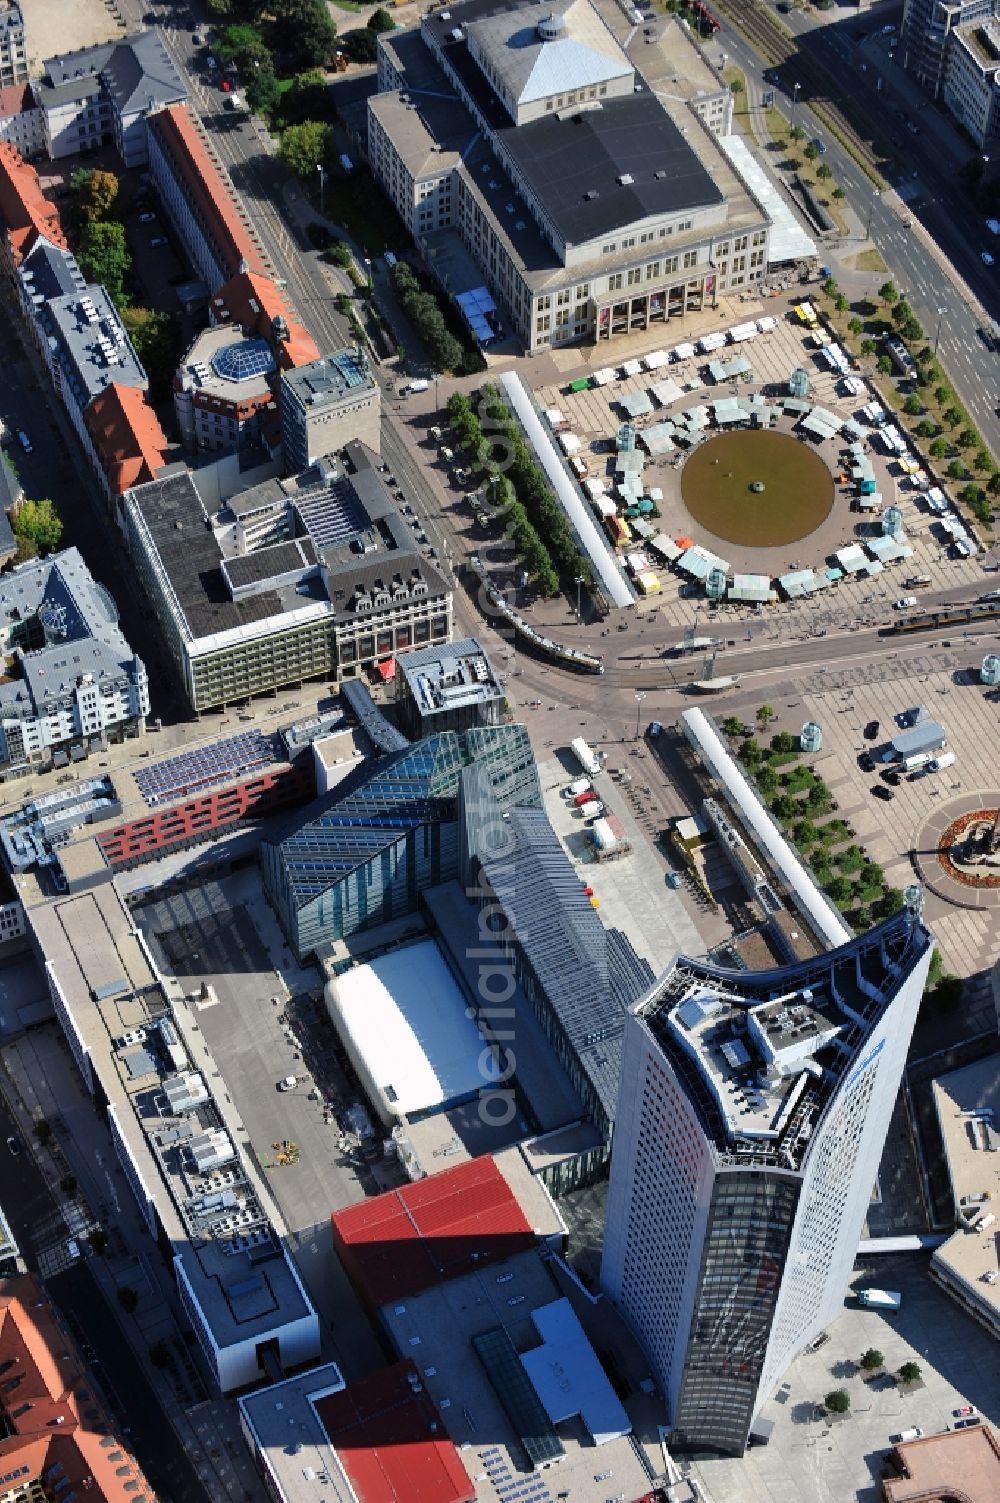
898, 1362, 922, 1384
903, 394, 923, 416
770, 730, 796, 753
974, 449, 994, 474
915, 419, 936, 438
957, 427, 977, 450
942, 406, 963, 429
834, 294, 848, 314
860, 1348, 884, 1371
878, 280, 898, 305
929, 436, 948, 459
340, 27, 378, 62
246, 58, 282, 116
772, 795, 797, 821
120, 306, 178, 402
77, 220, 131, 305
757, 765, 778, 794
88, 1228, 108, 1254
989, 472, 1000, 496
14, 499, 63, 557
793, 819, 818, 846
789, 124, 804, 141
825, 1389, 850, 1414
729, 76, 744, 95
215, 21, 266, 66
861, 337, 876, 356
892, 299, 912, 327
60, 1173, 77, 1195
117, 1286, 139, 1314
804, 141, 819, 160
848, 317, 863, 336
934, 384, 952, 407
149, 1340, 172, 1369
756, 703, 775, 732
832, 186, 845, 200
721, 715, 743, 737
367, 5, 396, 29
737, 736, 761, 765
933, 974, 962, 1012
279, 120, 331, 181
271, 0, 338, 71
282, 69, 328, 124
826, 876, 852, 905
876, 355, 893, 374
947, 459, 968, 481
70, 167, 120, 225
817, 162, 832, 181
32, 1118, 52, 1144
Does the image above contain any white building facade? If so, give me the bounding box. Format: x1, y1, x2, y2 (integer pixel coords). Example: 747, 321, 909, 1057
601, 905, 933, 1455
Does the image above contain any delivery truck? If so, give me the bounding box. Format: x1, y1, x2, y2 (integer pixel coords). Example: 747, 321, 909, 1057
857, 1289, 901, 1311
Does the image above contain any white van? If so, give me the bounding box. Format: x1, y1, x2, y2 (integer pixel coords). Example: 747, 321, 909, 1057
927, 752, 956, 773
902, 752, 931, 774
564, 777, 591, 799
891, 1428, 924, 1443
404, 378, 429, 395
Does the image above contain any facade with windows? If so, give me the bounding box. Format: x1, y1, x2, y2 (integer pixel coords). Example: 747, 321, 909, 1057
943, 17, 1000, 146
261, 725, 540, 958
0, 83, 44, 157
0, 3, 26, 88
37, 31, 186, 166
600, 905, 933, 1455
368, 0, 770, 355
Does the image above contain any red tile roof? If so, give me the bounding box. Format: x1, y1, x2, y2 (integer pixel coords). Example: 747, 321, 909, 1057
0, 142, 67, 265
212, 269, 320, 370
148, 104, 267, 287
331, 1157, 534, 1308
315, 1362, 474, 1503
85, 383, 170, 497
0, 84, 36, 118
0, 1275, 154, 1503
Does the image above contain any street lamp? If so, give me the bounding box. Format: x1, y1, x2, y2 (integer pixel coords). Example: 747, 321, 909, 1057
865, 189, 880, 241
933, 306, 946, 356
575, 574, 586, 620
316, 163, 327, 218
790, 81, 801, 131
634, 690, 646, 741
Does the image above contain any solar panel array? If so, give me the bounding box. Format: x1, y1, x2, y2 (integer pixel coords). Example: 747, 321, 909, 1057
295, 478, 370, 550
135, 728, 280, 806
211, 338, 276, 384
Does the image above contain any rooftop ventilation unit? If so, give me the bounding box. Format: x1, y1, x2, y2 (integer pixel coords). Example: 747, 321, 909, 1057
618, 173, 634, 186
584, 189, 599, 200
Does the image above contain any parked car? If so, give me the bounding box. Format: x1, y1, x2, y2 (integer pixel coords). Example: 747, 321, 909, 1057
983, 251, 995, 266
894, 595, 917, 610
873, 785, 895, 801
5, 1136, 20, 1156
277, 1075, 297, 1092
138, 210, 156, 223
17, 429, 31, 453
864, 719, 880, 739
811, 137, 827, 154
953, 1406, 978, 1418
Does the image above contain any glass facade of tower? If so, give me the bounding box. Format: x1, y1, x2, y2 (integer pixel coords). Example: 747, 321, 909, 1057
261, 724, 539, 957
671, 1170, 800, 1454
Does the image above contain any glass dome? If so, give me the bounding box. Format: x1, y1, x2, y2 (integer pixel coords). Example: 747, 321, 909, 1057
211, 337, 276, 384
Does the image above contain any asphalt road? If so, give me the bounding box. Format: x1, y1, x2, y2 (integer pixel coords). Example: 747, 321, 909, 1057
713, 10, 1000, 456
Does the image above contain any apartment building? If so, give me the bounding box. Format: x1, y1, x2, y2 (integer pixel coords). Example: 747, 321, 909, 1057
368, 0, 770, 354
279, 348, 381, 471
38, 30, 186, 166
0, 81, 44, 157
0, 2, 27, 88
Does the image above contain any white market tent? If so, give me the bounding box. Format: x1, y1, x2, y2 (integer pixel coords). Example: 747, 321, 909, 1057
592, 367, 616, 386
651, 377, 684, 407
621, 358, 643, 377
619, 390, 653, 419
640, 422, 675, 456
836, 543, 869, 574
643, 349, 670, 370
558, 431, 582, 454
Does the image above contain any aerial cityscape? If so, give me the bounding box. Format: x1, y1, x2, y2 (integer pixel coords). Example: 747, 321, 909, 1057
0, 1, 997, 1503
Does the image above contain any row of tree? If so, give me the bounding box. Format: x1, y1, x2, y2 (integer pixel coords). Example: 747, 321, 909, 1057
448, 388, 593, 594
392, 263, 470, 375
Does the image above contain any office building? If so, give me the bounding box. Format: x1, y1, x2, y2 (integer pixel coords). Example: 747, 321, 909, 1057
23, 883, 321, 1393
0, 1274, 155, 1503
395, 636, 504, 738
210, 269, 319, 370
174, 324, 282, 456
261, 722, 539, 957
279, 349, 381, 471
38, 31, 187, 167
147, 103, 267, 291
0, 3, 26, 88
0, 548, 149, 771
929, 1054, 1000, 1339
124, 442, 451, 711
600, 902, 933, 1456
943, 15, 1000, 146
367, 0, 771, 354
0, 82, 44, 158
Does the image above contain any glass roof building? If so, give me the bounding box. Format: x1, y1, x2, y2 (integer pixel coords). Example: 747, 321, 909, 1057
261, 725, 539, 958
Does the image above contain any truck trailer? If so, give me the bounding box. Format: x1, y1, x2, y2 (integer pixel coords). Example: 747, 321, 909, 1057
571, 737, 601, 776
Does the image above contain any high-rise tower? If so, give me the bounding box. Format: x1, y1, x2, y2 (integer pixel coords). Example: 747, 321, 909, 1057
600, 906, 932, 1455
